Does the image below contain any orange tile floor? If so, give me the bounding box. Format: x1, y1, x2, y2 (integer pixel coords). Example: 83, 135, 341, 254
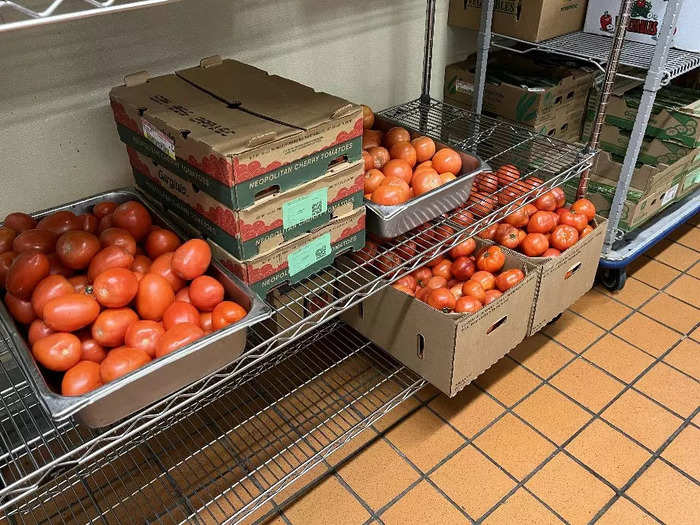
247, 217, 700, 525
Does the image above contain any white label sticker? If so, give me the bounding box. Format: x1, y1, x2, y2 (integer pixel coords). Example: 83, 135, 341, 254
661, 184, 679, 206
456, 80, 474, 95
142, 120, 175, 160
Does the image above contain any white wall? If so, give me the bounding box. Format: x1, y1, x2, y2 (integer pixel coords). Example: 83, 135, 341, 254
0, 0, 476, 214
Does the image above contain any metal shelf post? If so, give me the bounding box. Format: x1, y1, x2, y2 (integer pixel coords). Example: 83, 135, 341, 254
472, 0, 495, 115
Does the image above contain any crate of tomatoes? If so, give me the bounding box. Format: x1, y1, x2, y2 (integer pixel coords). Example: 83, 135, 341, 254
474, 176, 607, 335
360, 108, 485, 238
0, 189, 270, 428
343, 239, 537, 397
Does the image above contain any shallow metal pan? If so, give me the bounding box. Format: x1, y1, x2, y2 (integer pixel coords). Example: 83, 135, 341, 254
0, 188, 271, 428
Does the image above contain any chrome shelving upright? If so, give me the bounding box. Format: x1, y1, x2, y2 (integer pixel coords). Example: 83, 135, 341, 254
472, 0, 700, 291
0, 1, 595, 522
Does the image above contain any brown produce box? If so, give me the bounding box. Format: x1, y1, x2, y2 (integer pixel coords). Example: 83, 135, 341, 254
342, 244, 537, 397
129, 147, 364, 260
110, 56, 363, 211
211, 206, 366, 296
448, 0, 587, 42
444, 52, 594, 130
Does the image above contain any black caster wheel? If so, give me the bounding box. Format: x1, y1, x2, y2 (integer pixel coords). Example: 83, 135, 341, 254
598, 267, 627, 292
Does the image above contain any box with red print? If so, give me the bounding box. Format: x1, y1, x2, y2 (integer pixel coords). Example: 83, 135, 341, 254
110, 55, 363, 211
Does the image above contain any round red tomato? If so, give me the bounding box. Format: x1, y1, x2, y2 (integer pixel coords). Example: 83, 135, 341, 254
199, 312, 213, 332
467, 192, 497, 217
6, 251, 50, 299
476, 246, 505, 273
551, 187, 566, 208
212, 301, 247, 330
0, 227, 16, 254
61, 361, 102, 396
174, 286, 191, 303
28, 319, 54, 345
484, 289, 503, 305
79, 335, 107, 363
97, 214, 113, 234
412, 267, 432, 288
87, 246, 134, 282
542, 248, 561, 257
36, 211, 79, 235
496, 269, 524, 292
145, 229, 181, 259
4, 293, 36, 324
534, 192, 557, 211
496, 164, 520, 187
394, 275, 417, 291
124, 320, 164, 358
56, 231, 101, 270
503, 208, 529, 228
4, 212, 36, 233
0, 251, 16, 285
162, 301, 200, 330
136, 273, 174, 321
111, 201, 152, 241
581, 225, 594, 238
172, 239, 211, 280
31, 274, 73, 317
571, 198, 596, 221
451, 257, 476, 281
43, 293, 100, 332
156, 323, 205, 358
93, 267, 138, 308
100, 346, 151, 383
32, 332, 81, 372
521, 233, 549, 257
393, 283, 415, 296
426, 276, 447, 290
12, 229, 57, 254
92, 308, 139, 347
495, 225, 520, 249
189, 275, 225, 312
462, 280, 486, 303
557, 208, 588, 232
93, 201, 117, 218
475, 172, 498, 193
550, 225, 580, 251
477, 224, 498, 240
527, 211, 556, 234
455, 296, 482, 313
99, 228, 137, 255
471, 271, 496, 291
432, 259, 453, 280
449, 238, 476, 259
427, 287, 456, 312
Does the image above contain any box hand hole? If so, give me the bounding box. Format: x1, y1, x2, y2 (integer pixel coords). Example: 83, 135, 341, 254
567, 91, 575, 100
255, 185, 280, 201
328, 155, 349, 169
487, 316, 507, 335
564, 262, 582, 280
180, 129, 191, 139
417, 334, 425, 360
555, 96, 562, 105
358, 302, 364, 320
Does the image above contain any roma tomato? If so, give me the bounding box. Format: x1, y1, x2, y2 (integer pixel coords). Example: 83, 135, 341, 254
542, 248, 561, 257
550, 225, 579, 251
551, 187, 566, 208
111, 201, 152, 241
0, 251, 16, 286
496, 269, 524, 292
125, 320, 164, 357
97, 214, 113, 234
136, 273, 174, 321
521, 233, 549, 257
87, 246, 134, 282
69, 275, 90, 294
199, 312, 213, 332
162, 302, 200, 330
28, 319, 54, 345
78, 213, 98, 234
462, 280, 486, 303
174, 286, 191, 303
449, 238, 476, 258
100, 346, 151, 383
46, 253, 74, 278
145, 229, 181, 259
6, 251, 50, 299
56, 231, 101, 269
471, 271, 496, 291
13, 230, 56, 253
92, 308, 139, 347
93, 201, 117, 219
156, 323, 205, 358
476, 246, 505, 273
4, 212, 36, 233
79, 335, 107, 363
571, 198, 596, 221
534, 191, 557, 211
150, 252, 186, 292
212, 301, 247, 330
557, 208, 588, 232
0, 227, 16, 254
484, 289, 503, 305
131, 254, 152, 274
32, 332, 81, 372
455, 296, 482, 314
189, 275, 224, 312
61, 361, 102, 396
527, 211, 556, 234
5, 293, 36, 324
99, 228, 137, 255
427, 287, 456, 312
36, 211, 79, 235
451, 257, 476, 281
172, 239, 211, 280
412, 267, 432, 288
31, 274, 73, 317
43, 293, 100, 332
93, 267, 138, 308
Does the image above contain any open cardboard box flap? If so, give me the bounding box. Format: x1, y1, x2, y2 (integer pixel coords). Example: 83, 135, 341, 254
177, 57, 358, 130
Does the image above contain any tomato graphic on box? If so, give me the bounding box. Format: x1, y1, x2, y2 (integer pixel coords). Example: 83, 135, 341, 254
600, 10, 613, 32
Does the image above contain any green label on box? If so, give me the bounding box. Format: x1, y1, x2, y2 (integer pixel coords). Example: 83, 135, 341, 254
288, 233, 331, 277
283, 188, 328, 231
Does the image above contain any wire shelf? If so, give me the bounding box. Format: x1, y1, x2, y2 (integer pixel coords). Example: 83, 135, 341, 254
0, 98, 594, 521
0, 0, 181, 32
3, 322, 424, 524
492, 31, 700, 84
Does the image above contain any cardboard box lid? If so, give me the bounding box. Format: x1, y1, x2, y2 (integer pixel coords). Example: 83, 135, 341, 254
176, 57, 358, 131
110, 73, 300, 156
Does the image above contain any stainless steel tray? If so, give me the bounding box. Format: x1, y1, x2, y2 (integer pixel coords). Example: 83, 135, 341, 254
365, 119, 486, 238
0, 188, 271, 428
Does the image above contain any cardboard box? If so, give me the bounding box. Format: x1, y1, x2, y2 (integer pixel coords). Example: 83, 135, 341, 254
448, 0, 588, 42
129, 147, 364, 260
444, 52, 594, 129
676, 151, 700, 200
211, 206, 366, 296
584, 0, 700, 52
598, 123, 693, 167
342, 244, 537, 397
110, 56, 363, 210
514, 217, 606, 335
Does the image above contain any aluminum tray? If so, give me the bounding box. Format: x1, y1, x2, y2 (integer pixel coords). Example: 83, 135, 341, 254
0, 188, 271, 428
365, 120, 486, 238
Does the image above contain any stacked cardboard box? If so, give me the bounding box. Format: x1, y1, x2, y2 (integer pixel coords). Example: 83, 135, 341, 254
110, 56, 366, 295
581, 80, 700, 231
444, 52, 595, 142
